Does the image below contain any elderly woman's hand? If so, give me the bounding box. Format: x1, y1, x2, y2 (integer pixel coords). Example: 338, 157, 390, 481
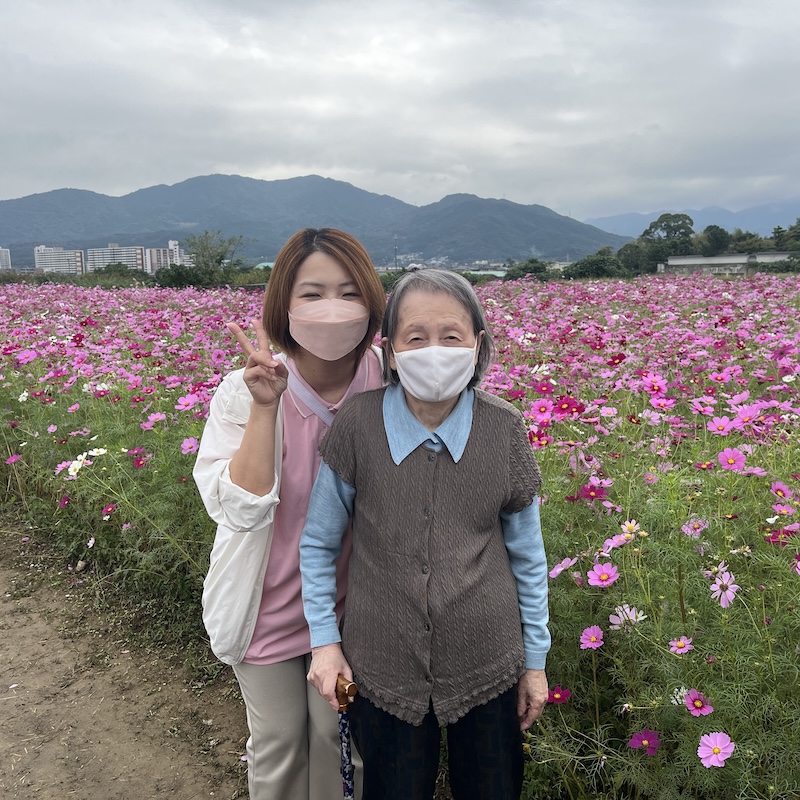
517, 669, 548, 730
307, 643, 354, 712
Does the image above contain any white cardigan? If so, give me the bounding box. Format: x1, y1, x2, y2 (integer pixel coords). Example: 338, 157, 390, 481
193, 368, 283, 665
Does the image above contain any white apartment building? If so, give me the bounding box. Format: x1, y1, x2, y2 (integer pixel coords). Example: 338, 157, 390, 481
86, 243, 146, 273
0, 247, 11, 270
34, 245, 85, 274
145, 240, 191, 274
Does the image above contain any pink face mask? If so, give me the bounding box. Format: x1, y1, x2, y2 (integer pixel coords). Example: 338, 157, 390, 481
288, 299, 370, 361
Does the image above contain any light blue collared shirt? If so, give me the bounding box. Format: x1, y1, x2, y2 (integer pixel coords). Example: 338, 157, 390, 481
300, 385, 550, 670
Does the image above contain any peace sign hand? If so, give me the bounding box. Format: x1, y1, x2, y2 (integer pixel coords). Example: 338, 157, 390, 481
227, 319, 289, 408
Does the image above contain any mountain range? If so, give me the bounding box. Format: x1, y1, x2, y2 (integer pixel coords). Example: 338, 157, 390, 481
585, 201, 800, 239
0, 175, 629, 267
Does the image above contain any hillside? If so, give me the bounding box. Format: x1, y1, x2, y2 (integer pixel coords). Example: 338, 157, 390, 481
0, 175, 628, 266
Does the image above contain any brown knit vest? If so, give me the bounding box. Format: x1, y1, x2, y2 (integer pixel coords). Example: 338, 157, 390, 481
320, 387, 542, 726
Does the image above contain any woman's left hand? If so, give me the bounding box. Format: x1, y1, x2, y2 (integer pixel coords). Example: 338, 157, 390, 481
517, 669, 548, 730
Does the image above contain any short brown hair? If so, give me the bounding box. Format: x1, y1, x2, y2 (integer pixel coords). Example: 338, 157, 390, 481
262, 228, 386, 358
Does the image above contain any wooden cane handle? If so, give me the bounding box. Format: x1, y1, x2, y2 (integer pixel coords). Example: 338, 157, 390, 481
336, 674, 358, 707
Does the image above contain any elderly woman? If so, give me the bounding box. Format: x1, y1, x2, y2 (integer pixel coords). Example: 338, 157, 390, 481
299, 269, 550, 800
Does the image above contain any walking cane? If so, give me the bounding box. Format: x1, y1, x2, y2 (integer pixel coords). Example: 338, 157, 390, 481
336, 674, 358, 799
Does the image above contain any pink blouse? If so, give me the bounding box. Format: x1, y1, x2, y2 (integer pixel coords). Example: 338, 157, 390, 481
243, 350, 382, 664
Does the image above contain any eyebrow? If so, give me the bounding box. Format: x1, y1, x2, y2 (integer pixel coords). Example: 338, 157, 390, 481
295, 279, 357, 289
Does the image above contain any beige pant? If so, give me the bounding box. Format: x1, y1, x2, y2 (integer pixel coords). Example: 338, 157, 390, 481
233, 654, 362, 800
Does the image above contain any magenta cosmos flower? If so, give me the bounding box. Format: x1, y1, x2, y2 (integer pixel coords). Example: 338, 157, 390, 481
697, 732, 735, 767
548, 686, 571, 704
685, 688, 714, 716
587, 562, 620, 588
717, 447, 746, 471
669, 636, 694, 654
711, 571, 740, 608
580, 625, 604, 650
628, 729, 661, 756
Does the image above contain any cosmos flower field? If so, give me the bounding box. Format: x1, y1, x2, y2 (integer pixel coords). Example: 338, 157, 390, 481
2, 274, 799, 799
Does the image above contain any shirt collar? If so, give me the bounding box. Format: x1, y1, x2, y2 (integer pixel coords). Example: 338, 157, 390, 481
284, 351, 374, 419
383, 384, 474, 465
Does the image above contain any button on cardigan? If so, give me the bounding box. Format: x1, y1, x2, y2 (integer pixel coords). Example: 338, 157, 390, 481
300, 386, 549, 726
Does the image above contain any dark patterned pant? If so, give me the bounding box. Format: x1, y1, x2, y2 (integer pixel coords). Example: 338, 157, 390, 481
350, 687, 523, 800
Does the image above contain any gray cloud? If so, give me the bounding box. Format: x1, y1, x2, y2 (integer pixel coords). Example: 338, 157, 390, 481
2, 0, 799, 219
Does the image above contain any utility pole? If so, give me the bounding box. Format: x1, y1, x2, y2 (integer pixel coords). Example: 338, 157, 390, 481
394, 235, 398, 271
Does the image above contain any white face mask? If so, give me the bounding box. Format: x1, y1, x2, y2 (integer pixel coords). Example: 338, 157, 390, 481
392, 343, 478, 403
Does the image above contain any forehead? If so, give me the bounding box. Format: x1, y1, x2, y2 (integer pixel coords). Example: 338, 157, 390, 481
396, 289, 471, 325
293, 251, 354, 286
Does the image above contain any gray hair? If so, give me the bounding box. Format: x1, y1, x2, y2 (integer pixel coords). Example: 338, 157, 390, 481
381, 269, 495, 387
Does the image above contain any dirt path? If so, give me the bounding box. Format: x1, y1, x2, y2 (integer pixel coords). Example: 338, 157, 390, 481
0, 522, 249, 799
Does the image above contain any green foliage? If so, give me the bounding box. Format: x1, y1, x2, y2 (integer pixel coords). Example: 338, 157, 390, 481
458, 271, 501, 286
503, 258, 551, 282
563, 248, 628, 280
380, 269, 407, 292
155, 230, 247, 289
698, 225, 733, 257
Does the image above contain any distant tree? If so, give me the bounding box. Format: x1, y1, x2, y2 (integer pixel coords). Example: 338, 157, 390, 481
562, 247, 627, 280
190, 230, 246, 285
616, 241, 650, 275
698, 225, 733, 257
772, 226, 788, 250
503, 258, 550, 282
380, 269, 407, 292
641, 213, 695, 256
784, 218, 800, 251
459, 271, 500, 286
155, 262, 202, 289
730, 228, 768, 254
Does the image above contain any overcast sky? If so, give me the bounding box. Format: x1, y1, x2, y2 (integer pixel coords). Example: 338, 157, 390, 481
2, 0, 799, 219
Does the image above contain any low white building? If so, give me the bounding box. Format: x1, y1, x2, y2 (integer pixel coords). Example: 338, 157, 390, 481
34, 246, 85, 274
657, 252, 794, 276
0, 247, 11, 270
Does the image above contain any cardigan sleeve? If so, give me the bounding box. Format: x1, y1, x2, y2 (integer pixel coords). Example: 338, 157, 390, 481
193, 369, 281, 532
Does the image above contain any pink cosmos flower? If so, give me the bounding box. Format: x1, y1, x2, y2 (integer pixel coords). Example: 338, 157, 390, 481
181, 437, 200, 455
549, 557, 577, 579
793, 554, 800, 576
547, 686, 571, 704
58, 495, 70, 508
685, 688, 713, 716
628, 729, 661, 756
67, 403, 80, 413
5, 454, 21, 464
717, 447, 746, 471
609, 604, 647, 631
770, 481, 793, 500
772, 503, 795, 516
707, 416, 734, 435
697, 732, 735, 768
681, 517, 708, 538
711, 571, 740, 608
587, 562, 620, 588
580, 625, 604, 650
669, 636, 694, 654
102, 504, 116, 515
47, 424, 58, 433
